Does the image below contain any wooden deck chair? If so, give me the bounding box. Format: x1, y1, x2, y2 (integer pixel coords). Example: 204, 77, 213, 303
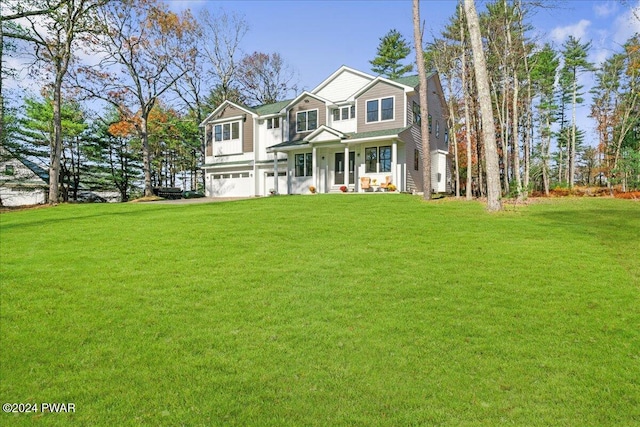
380, 175, 392, 189
360, 176, 371, 190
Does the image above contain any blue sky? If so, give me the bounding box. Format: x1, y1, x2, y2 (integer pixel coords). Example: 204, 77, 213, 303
7, 1, 639, 145
169, 0, 640, 145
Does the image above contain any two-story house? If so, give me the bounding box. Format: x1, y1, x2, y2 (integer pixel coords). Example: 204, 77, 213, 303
200, 66, 450, 197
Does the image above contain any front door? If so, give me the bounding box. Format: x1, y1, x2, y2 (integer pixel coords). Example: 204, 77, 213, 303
335, 152, 345, 185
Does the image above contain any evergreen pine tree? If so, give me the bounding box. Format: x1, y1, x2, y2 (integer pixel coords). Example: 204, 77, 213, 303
370, 29, 413, 79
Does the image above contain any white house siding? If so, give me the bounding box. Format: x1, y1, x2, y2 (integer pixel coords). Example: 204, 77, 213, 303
314, 69, 373, 101
329, 115, 357, 134
256, 118, 285, 162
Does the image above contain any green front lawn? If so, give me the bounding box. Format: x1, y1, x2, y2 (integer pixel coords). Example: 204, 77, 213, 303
1, 196, 638, 426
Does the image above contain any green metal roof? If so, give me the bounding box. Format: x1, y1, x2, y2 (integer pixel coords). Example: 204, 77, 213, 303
252, 99, 292, 116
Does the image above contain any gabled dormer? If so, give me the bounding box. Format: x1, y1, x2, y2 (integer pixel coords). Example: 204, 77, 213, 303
200, 100, 257, 162
350, 76, 416, 133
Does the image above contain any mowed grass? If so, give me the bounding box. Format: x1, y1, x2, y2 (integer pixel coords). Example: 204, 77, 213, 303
0, 195, 638, 426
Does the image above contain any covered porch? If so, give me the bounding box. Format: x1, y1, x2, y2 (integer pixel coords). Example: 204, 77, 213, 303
268, 127, 407, 194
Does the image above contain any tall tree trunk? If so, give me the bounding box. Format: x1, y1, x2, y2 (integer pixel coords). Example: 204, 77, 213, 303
446, 76, 460, 198
543, 114, 551, 196
517, 0, 532, 196
49, 77, 64, 204
474, 100, 484, 197
569, 71, 577, 187
502, 82, 510, 194
413, 0, 431, 200
512, 71, 522, 196
141, 117, 153, 197
460, 2, 473, 201
465, 0, 502, 211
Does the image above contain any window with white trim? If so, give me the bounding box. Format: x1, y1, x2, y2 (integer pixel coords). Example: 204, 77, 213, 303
295, 153, 313, 177
214, 121, 241, 142
296, 110, 317, 132
365, 97, 394, 123
436, 120, 440, 138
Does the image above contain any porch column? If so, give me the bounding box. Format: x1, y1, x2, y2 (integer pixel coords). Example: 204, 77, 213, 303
312, 146, 318, 190
392, 141, 398, 189
273, 151, 279, 194
344, 145, 350, 188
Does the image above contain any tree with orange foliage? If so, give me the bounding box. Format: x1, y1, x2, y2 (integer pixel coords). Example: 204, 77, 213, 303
78, 0, 196, 197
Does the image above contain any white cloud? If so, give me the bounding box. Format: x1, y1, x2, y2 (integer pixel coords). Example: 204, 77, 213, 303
613, 1, 640, 45
550, 20, 591, 44
593, 1, 618, 17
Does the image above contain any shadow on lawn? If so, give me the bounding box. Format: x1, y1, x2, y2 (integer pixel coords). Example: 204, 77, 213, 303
0, 204, 176, 232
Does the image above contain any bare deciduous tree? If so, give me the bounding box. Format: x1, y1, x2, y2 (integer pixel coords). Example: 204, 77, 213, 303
79, 0, 195, 197
237, 52, 298, 106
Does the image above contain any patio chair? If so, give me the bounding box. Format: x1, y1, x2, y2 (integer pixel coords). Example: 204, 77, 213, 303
360, 176, 371, 191
380, 176, 392, 189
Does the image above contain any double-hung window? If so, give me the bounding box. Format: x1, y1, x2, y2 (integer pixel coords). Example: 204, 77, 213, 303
296, 110, 318, 132
366, 97, 394, 123
295, 153, 313, 177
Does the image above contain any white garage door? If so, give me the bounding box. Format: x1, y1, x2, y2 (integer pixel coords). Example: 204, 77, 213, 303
210, 173, 253, 197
